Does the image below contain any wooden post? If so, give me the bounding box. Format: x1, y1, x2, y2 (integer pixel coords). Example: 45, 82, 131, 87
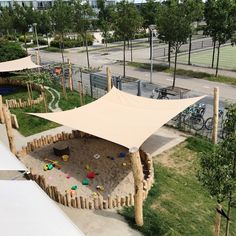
129, 147, 144, 226
61, 76, 67, 99
106, 67, 112, 92
26, 83, 32, 106
214, 204, 222, 236
42, 91, 48, 113
68, 59, 73, 91
2, 106, 16, 154
78, 82, 83, 106
212, 87, 219, 144
0, 95, 5, 123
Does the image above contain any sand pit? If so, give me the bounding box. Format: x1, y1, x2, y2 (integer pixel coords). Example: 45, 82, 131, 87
21, 137, 134, 200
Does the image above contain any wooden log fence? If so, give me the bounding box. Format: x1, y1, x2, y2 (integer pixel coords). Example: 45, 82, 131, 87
17, 130, 154, 210
0, 78, 44, 109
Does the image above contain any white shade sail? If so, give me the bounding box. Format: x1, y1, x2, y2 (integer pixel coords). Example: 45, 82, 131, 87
0, 56, 41, 72
0, 142, 27, 171
30, 87, 204, 149
0, 180, 84, 236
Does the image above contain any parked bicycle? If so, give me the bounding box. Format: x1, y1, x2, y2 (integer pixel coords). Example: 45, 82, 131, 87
150, 88, 169, 99
204, 108, 224, 130
172, 103, 206, 131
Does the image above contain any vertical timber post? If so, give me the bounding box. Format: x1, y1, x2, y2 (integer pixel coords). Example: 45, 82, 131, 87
68, 59, 73, 91
129, 147, 144, 226
0, 95, 5, 123
214, 204, 222, 236
212, 87, 219, 144
106, 67, 112, 92
2, 105, 16, 154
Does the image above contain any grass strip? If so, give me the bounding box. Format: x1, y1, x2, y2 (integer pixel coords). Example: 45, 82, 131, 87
128, 62, 236, 85
121, 137, 236, 236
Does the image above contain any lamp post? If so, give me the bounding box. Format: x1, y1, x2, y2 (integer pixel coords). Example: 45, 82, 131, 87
33, 23, 40, 65
149, 24, 156, 84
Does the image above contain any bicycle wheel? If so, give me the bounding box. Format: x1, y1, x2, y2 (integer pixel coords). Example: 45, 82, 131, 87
205, 117, 213, 130
191, 116, 204, 131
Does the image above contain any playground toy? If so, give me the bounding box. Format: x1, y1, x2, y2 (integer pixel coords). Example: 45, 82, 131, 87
71, 185, 78, 190
43, 164, 54, 171
93, 154, 100, 159
62, 155, 69, 162
96, 185, 104, 191
118, 152, 126, 158
87, 172, 96, 179
82, 178, 89, 185
44, 158, 62, 169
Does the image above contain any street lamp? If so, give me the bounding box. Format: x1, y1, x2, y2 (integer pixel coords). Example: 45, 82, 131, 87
149, 24, 156, 84
33, 23, 40, 65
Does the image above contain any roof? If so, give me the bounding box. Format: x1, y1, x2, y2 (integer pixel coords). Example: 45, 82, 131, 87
0, 142, 27, 171
0, 180, 84, 236
30, 87, 204, 149
0, 56, 41, 72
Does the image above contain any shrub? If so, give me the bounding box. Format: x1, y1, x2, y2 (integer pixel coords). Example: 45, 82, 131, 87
50, 34, 94, 48
33, 37, 48, 45
18, 35, 32, 43
0, 40, 27, 62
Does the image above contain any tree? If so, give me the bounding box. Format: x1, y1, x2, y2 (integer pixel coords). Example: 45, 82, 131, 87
140, 0, 159, 60
36, 10, 51, 45
204, 0, 236, 77
182, 0, 204, 65
50, 0, 72, 63
158, 0, 191, 88
12, 3, 37, 52
73, 0, 95, 68
97, 0, 114, 48
199, 103, 236, 236
112, 0, 142, 78
0, 6, 13, 36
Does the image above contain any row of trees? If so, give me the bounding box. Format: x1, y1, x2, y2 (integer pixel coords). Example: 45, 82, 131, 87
1, 0, 236, 83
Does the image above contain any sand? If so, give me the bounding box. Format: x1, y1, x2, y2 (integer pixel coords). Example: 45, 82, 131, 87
21, 137, 134, 200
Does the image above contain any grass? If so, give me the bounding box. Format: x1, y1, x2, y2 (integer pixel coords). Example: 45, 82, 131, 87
128, 61, 236, 85
43, 47, 62, 53
121, 137, 236, 236
7, 83, 93, 136
178, 45, 236, 70
11, 99, 59, 137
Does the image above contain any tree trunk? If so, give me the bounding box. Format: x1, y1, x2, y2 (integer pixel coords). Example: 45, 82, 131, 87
60, 34, 65, 64
212, 40, 216, 68
149, 29, 152, 60
127, 39, 129, 50
129, 147, 144, 226
188, 34, 192, 65
225, 194, 232, 236
85, 32, 90, 69
172, 46, 178, 89
131, 39, 133, 62
46, 33, 49, 47
24, 33, 28, 53
215, 44, 220, 77
123, 39, 126, 78
168, 41, 171, 68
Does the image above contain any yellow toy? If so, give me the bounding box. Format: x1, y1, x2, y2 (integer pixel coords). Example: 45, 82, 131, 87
62, 155, 69, 162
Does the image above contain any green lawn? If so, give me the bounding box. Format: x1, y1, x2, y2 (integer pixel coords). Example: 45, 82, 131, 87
8, 86, 93, 136
121, 137, 236, 236
178, 45, 236, 70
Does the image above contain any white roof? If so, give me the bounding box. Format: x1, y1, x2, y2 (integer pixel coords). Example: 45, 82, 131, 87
0, 56, 41, 72
0, 180, 84, 236
0, 142, 27, 171
30, 87, 204, 149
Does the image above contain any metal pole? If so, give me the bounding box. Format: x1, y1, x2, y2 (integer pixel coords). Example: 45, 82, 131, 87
34, 23, 40, 65
150, 30, 153, 84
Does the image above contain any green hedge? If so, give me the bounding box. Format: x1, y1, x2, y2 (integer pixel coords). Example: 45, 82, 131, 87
18, 35, 32, 43
0, 40, 27, 62
50, 34, 94, 48
33, 37, 48, 45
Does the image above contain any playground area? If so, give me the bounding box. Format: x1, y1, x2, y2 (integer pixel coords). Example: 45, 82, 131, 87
21, 137, 134, 199
177, 45, 236, 70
